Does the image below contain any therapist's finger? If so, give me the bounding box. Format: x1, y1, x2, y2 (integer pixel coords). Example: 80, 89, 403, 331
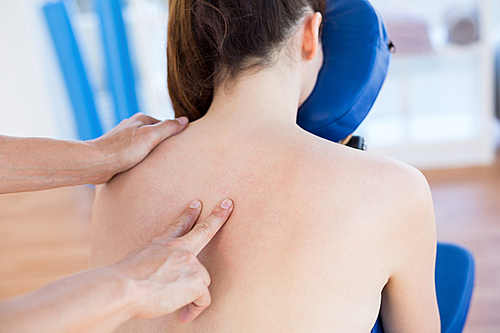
181, 199, 233, 255
153, 200, 202, 242
132, 112, 161, 126
148, 117, 189, 143
179, 286, 212, 323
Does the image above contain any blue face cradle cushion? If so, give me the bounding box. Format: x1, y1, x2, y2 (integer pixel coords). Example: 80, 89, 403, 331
297, 0, 392, 142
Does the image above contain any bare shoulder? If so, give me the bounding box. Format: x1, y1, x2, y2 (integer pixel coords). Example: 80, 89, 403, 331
343, 143, 434, 231
307, 136, 432, 209
352, 147, 435, 249
319, 141, 437, 278
319, 147, 441, 332
301, 136, 435, 255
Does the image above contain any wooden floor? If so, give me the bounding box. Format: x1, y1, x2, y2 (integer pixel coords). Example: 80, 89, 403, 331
0, 185, 94, 299
0, 159, 499, 332
424, 159, 500, 333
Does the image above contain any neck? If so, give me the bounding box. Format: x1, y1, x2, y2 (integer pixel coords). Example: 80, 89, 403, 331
201, 60, 304, 129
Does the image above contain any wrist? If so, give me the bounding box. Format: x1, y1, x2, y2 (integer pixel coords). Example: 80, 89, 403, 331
101, 265, 144, 320
85, 140, 121, 184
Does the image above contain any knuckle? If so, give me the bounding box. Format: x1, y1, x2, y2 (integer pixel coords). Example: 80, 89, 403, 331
193, 268, 205, 281
194, 222, 212, 237
170, 237, 190, 249
168, 210, 194, 231
182, 252, 198, 265
192, 271, 207, 290
169, 249, 193, 265
181, 209, 196, 221
131, 112, 144, 121
210, 208, 226, 220
116, 117, 131, 128
163, 120, 178, 131
170, 217, 187, 230
184, 252, 198, 264
151, 234, 168, 244
140, 130, 161, 147
145, 128, 159, 140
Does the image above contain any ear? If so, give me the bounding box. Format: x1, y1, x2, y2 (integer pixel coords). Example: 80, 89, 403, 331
302, 12, 322, 61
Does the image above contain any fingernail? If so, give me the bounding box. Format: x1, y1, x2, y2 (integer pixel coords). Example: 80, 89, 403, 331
176, 117, 188, 125
189, 200, 201, 208
220, 199, 232, 209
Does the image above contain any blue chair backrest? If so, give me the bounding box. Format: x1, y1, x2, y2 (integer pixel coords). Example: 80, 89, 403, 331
435, 243, 475, 333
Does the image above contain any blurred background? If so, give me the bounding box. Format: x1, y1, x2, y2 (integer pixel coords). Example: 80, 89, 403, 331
0, 0, 172, 140
0, 0, 499, 332
359, 0, 500, 169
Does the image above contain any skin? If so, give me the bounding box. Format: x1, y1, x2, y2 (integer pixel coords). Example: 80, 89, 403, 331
91, 10, 440, 333
0, 199, 234, 333
0, 113, 188, 194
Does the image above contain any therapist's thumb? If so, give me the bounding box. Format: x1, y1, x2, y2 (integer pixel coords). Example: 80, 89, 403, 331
150, 117, 189, 143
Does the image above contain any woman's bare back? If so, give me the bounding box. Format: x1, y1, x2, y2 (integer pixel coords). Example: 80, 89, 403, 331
90, 120, 438, 332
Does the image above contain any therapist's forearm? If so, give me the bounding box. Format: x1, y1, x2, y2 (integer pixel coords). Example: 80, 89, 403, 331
0, 135, 116, 194
0, 114, 189, 194
0, 267, 137, 333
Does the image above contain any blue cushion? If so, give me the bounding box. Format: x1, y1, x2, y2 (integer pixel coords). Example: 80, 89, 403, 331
297, 0, 391, 142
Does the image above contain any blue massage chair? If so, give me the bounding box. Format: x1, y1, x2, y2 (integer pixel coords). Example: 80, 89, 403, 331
43, 0, 475, 332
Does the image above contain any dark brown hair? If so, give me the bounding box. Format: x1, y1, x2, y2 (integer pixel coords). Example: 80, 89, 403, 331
167, 0, 326, 120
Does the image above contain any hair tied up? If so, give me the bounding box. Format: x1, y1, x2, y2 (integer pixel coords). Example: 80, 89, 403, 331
167, 0, 326, 121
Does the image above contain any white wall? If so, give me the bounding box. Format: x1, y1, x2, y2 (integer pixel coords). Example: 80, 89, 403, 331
0, 1, 75, 139
0, 0, 172, 140
356, 0, 499, 169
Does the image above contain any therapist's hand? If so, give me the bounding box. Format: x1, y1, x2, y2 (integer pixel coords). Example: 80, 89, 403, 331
113, 198, 234, 323
90, 113, 188, 184
0, 113, 188, 194
0, 199, 233, 333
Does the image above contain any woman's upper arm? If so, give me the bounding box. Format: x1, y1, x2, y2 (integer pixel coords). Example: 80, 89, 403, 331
380, 167, 440, 333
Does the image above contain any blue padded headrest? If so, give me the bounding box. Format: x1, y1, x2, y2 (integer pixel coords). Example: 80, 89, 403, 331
297, 0, 391, 142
